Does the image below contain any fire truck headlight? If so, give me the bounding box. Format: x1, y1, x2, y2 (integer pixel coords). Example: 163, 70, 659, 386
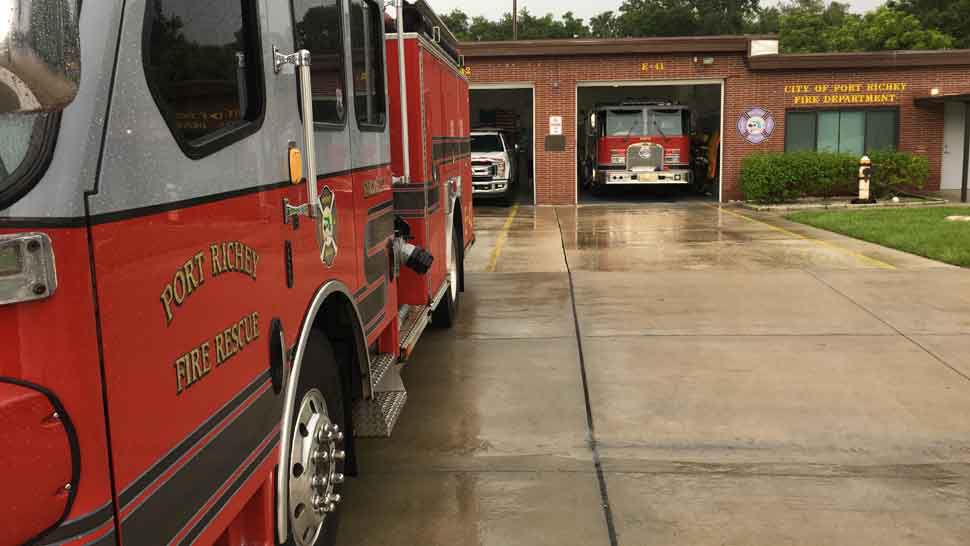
611, 154, 624, 165
495, 161, 507, 178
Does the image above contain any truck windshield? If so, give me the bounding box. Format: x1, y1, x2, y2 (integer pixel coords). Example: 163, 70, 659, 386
605, 110, 644, 136
471, 134, 504, 153
0, 114, 48, 202
648, 110, 684, 136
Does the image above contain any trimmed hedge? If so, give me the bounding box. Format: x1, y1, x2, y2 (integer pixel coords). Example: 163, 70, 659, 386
740, 151, 929, 204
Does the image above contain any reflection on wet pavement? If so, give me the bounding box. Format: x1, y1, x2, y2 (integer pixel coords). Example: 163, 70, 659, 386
339, 203, 970, 546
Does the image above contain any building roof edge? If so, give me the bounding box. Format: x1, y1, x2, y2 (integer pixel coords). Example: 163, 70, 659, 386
748, 49, 970, 70
460, 35, 774, 57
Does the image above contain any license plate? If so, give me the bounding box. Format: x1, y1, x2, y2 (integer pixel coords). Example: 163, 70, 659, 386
637, 173, 658, 182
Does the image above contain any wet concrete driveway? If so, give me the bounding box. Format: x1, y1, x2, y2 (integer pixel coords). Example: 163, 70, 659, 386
339, 202, 970, 546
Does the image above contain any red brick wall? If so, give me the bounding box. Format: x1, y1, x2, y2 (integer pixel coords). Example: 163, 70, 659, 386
467, 52, 970, 204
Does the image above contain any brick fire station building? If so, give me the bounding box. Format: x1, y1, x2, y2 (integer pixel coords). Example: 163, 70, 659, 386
460, 36, 970, 205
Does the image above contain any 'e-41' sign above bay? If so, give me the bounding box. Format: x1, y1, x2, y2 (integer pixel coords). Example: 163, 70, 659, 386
783, 82, 907, 105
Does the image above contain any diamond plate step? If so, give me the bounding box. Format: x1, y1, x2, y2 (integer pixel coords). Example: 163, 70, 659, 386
354, 362, 407, 438
353, 390, 407, 438
399, 304, 429, 361
367, 352, 397, 394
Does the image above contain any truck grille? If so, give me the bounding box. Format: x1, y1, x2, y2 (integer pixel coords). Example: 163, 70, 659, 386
625, 143, 664, 171
472, 160, 495, 179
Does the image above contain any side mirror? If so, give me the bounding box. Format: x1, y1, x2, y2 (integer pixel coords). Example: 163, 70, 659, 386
0, 0, 82, 114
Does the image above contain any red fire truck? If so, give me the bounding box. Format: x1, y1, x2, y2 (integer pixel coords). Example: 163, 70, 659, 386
580, 101, 694, 191
0, 0, 471, 545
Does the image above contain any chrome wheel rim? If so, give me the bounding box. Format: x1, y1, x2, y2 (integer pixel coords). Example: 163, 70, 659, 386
288, 389, 344, 546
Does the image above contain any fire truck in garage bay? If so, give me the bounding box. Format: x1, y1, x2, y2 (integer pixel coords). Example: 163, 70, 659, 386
0, 0, 470, 545
580, 101, 696, 191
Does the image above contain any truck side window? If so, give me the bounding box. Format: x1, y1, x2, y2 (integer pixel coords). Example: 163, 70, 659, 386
292, 0, 346, 125
349, 0, 386, 129
144, 0, 265, 158
0, 113, 57, 209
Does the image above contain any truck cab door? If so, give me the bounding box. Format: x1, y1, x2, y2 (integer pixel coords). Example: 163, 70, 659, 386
85, 2, 285, 544
287, 0, 359, 288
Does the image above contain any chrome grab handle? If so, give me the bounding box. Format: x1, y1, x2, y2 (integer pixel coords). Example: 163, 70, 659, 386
274, 46, 320, 220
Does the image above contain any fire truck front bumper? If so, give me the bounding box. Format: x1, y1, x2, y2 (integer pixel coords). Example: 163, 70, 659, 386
596, 168, 691, 185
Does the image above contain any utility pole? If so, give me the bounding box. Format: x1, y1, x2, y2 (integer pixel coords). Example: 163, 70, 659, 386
512, 0, 518, 40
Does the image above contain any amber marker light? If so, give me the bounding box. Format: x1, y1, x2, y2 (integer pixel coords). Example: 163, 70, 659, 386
289, 144, 304, 184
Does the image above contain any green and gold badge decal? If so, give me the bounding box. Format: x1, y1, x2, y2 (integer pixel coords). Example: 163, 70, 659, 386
319, 186, 338, 267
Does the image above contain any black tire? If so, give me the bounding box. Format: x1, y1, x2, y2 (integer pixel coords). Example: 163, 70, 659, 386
432, 228, 461, 327
456, 220, 466, 293
283, 333, 346, 546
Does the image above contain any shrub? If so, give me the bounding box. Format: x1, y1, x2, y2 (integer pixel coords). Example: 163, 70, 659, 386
869, 151, 929, 197
740, 151, 855, 203
740, 151, 929, 203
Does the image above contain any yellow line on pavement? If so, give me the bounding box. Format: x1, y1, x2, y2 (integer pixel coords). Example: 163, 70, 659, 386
486, 203, 519, 272
709, 204, 897, 270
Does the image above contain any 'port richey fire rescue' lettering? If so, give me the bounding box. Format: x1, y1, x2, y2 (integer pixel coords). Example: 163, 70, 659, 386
160, 241, 260, 325
158, 241, 263, 394
174, 312, 261, 394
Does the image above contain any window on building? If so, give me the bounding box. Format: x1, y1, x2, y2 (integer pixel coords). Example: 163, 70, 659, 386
349, 0, 386, 129
292, 0, 346, 125
785, 109, 898, 154
144, 0, 264, 157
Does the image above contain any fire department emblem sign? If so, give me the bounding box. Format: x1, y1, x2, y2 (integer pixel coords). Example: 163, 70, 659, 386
319, 186, 337, 266
737, 108, 774, 144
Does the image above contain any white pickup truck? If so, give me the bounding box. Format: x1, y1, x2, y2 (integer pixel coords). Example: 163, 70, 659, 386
470, 128, 517, 204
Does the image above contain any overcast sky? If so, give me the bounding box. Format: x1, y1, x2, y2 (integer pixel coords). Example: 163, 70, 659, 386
429, 0, 885, 24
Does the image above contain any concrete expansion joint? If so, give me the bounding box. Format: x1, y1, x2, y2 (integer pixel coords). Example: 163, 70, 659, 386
804, 269, 970, 385
554, 207, 620, 546
600, 462, 970, 481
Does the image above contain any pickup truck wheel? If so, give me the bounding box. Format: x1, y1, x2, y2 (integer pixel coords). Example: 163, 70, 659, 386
432, 228, 461, 327
284, 334, 346, 546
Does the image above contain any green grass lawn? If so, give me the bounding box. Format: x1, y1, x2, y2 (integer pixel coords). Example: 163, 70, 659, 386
787, 207, 970, 268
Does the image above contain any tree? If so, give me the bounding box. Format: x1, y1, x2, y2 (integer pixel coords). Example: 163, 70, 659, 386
468, 13, 512, 41
777, 0, 856, 53
446, 8, 590, 41
589, 11, 621, 38
692, 0, 761, 35
441, 9, 470, 40
777, 0, 955, 52
889, 0, 970, 48
746, 5, 781, 34
850, 5, 954, 50
613, 0, 697, 38
442, 0, 963, 52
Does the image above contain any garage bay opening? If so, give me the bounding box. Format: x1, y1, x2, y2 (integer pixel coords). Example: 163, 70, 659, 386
577, 82, 722, 204
470, 86, 535, 206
